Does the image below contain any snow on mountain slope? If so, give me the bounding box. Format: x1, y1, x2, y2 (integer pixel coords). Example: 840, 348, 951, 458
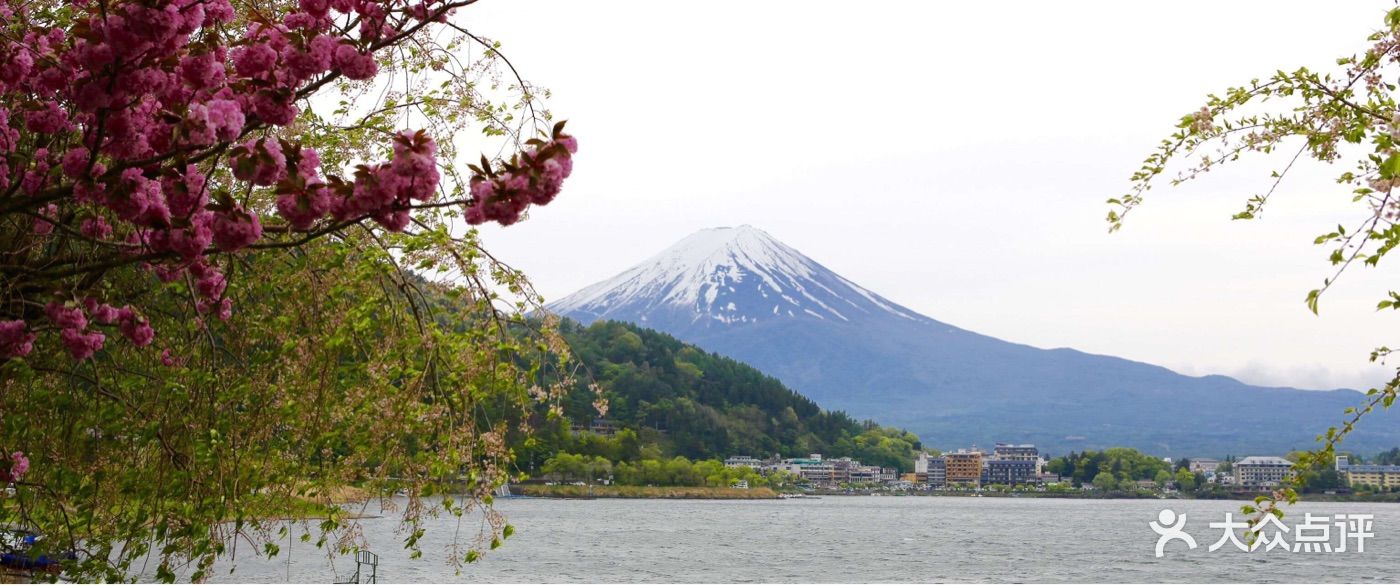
549, 225, 925, 328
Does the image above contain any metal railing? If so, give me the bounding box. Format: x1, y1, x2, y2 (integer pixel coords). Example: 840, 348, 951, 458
337, 550, 378, 584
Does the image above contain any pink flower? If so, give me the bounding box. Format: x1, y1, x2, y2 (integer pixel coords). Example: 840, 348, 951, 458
250, 90, 298, 125
557, 135, 578, 154
60, 328, 105, 360
283, 12, 317, 32
163, 165, 208, 218
307, 35, 339, 71
0, 47, 33, 88
372, 208, 410, 231
296, 147, 322, 181
9, 452, 28, 479
464, 201, 487, 225
45, 301, 87, 331
61, 148, 91, 178
232, 138, 286, 186
333, 44, 378, 80
25, 100, 70, 133
33, 204, 57, 235
531, 175, 562, 205
118, 314, 155, 347
276, 184, 331, 230
109, 168, 154, 222
178, 51, 225, 91
232, 44, 278, 78
3, 451, 29, 482
160, 348, 178, 367
81, 216, 113, 239
190, 261, 227, 301
0, 320, 35, 358
204, 0, 235, 23
501, 172, 528, 192
139, 191, 172, 226
470, 178, 495, 201
84, 297, 121, 324
205, 99, 245, 142
463, 133, 576, 225
211, 208, 263, 250
300, 0, 331, 18
168, 210, 214, 259
389, 133, 439, 201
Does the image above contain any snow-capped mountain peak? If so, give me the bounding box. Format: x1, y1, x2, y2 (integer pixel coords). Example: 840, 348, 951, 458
548, 225, 924, 328
543, 225, 1400, 455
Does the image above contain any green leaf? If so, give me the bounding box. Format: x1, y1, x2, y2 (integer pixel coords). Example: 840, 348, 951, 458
1380, 154, 1400, 179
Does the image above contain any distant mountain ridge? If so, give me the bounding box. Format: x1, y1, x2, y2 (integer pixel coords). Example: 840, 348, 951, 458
548, 225, 1400, 456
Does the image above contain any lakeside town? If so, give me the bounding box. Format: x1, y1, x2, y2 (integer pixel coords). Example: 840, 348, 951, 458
715, 444, 1400, 496
521, 419, 1400, 500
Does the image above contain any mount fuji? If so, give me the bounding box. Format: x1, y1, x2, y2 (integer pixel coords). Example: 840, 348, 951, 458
548, 225, 1399, 455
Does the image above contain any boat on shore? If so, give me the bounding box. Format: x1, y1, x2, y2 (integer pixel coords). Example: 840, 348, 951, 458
1, 526, 76, 582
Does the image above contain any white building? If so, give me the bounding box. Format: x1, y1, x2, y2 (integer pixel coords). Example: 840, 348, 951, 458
724, 455, 763, 469
1234, 456, 1294, 488
1188, 458, 1220, 474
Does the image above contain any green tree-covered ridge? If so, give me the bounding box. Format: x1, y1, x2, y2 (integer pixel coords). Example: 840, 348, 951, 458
519, 320, 923, 473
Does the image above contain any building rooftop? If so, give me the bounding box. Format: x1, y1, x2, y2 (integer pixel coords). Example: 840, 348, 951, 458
1236, 456, 1292, 466
1343, 464, 1400, 473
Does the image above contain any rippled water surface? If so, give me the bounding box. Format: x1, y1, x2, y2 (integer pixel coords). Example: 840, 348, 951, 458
191, 496, 1400, 583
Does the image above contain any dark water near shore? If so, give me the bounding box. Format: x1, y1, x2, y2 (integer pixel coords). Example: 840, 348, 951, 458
184, 496, 1400, 582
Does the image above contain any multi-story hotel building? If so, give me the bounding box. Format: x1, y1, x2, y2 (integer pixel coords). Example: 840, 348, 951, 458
1336, 456, 1400, 489
945, 449, 983, 487
1234, 456, 1294, 488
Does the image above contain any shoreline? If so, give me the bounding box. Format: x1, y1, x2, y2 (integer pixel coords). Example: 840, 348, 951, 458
510, 484, 780, 500
509, 484, 1400, 503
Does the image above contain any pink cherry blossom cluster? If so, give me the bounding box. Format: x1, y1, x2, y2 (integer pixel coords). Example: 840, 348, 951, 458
466, 124, 577, 226
189, 260, 232, 320
0, 0, 514, 361
327, 130, 441, 231
0, 451, 27, 483
44, 298, 154, 360
160, 348, 183, 367
0, 320, 35, 358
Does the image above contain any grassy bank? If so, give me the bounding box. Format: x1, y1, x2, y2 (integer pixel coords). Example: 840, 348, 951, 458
513, 484, 780, 499
239, 484, 377, 521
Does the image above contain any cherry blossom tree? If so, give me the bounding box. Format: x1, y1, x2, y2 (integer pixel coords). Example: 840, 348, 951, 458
1115, 6, 1400, 532
0, 0, 581, 580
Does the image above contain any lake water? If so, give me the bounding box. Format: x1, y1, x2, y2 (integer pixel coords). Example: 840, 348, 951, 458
192, 496, 1400, 583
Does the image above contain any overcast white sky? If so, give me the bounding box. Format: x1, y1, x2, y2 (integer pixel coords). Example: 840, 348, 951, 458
457, 1, 1400, 391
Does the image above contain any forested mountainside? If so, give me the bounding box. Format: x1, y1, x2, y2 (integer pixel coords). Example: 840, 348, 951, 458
516, 319, 922, 472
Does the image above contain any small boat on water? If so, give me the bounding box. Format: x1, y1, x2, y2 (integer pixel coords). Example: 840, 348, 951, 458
1, 526, 76, 580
